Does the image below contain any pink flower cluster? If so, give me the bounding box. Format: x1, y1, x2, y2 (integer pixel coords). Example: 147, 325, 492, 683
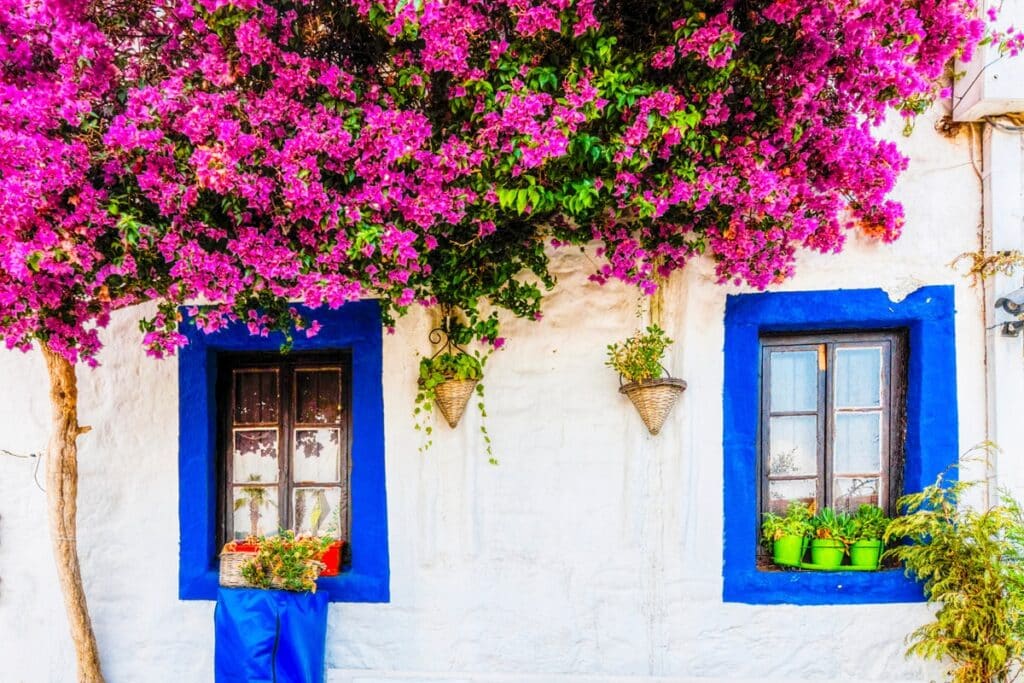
0, 0, 1011, 362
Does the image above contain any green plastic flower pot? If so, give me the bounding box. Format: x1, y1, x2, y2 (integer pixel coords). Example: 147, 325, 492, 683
772, 535, 806, 566
849, 539, 882, 569
810, 538, 845, 568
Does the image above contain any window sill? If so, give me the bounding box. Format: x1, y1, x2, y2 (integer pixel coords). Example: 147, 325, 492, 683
180, 568, 390, 604
723, 565, 923, 605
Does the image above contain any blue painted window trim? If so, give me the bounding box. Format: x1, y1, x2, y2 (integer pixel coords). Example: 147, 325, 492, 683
178, 300, 389, 603
722, 286, 958, 605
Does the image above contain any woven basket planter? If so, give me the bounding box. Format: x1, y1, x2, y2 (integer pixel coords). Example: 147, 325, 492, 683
619, 377, 687, 435
219, 551, 325, 590
434, 378, 479, 428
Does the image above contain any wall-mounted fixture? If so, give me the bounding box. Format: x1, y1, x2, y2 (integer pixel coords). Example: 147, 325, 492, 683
995, 286, 1024, 336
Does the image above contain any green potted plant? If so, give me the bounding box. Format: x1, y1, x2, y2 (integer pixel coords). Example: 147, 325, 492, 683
884, 467, 1024, 682
761, 500, 813, 566
810, 508, 852, 568
848, 504, 889, 569
606, 325, 686, 435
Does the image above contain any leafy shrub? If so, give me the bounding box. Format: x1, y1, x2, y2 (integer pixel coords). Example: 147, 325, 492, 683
885, 474, 1024, 683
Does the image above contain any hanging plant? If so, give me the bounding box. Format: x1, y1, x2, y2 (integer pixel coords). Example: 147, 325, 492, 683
606, 325, 686, 435
414, 309, 494, 463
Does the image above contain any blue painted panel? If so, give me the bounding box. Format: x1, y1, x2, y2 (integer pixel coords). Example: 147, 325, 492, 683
722, 287, 958, 605
179, 300, 389, 602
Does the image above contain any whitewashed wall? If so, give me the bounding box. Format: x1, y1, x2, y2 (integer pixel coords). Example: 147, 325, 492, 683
0, 110, 991, 683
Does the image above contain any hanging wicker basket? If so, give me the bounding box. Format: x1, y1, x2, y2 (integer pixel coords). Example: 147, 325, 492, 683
434, 378, 479, 428
619, 377, 687, 435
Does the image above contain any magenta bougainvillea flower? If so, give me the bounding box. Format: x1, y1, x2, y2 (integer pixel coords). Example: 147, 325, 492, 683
0, 0, 1010, 362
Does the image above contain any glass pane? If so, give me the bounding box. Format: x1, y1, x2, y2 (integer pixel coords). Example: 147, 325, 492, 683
231, 485, 279, 539
296, 369, 342, 424
232, 429, 279, 484
233, 370, 279, 424
835, 347, 882, 408
767, 479, 817, 515
770, 351, 818, 412
293, 487, 343, 538
834, 412, 881, 473
769, 415, 818, 476
293, 429, 342, 483
833, 477, 880, 513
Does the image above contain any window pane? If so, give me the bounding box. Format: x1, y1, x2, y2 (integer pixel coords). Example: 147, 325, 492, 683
835, 347, 882, 408
232, 429, 279, 484
834, 412, 881, 473
833, 477, 880, 513
296, 369, 342, 424
769, 415, 817, 476
231, 485, 279, 539
767, 479, 817, 515
293, 428, 342, 482
770, 351, 818, 412
233, 370, 279, 424
293, 487, 343, 538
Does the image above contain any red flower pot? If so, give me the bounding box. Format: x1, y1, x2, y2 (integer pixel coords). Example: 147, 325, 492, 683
318, 541, 345, 577
224, 540, 260, 553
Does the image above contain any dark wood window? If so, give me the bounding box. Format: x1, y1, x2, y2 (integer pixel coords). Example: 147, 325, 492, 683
218, 352, 352, 543
759, 331, 907, 517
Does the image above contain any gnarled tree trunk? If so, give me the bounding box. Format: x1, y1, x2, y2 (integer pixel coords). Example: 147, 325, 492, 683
42, 344, 105, 683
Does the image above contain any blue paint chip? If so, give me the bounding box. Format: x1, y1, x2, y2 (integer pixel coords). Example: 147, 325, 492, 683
722, 286, 958, 605
178, 300, 390, 603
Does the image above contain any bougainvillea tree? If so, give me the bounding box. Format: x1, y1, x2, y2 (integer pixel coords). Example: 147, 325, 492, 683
0, 0, 1009, 678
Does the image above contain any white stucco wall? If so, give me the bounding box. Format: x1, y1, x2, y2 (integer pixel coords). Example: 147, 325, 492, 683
0, 109, 993, 683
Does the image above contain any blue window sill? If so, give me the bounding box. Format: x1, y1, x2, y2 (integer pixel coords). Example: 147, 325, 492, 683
724, 567, 922, 606
182, 568, 389, 603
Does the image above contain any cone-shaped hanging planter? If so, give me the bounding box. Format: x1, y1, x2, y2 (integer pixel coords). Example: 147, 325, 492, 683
434, 378, 479, 428
619, 377, 687, 435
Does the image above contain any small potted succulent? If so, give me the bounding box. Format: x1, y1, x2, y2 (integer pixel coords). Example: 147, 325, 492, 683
810, 508, 852, 569
606, 325, 686, 435
848, 504, 889, 569
761, 500, 813, 566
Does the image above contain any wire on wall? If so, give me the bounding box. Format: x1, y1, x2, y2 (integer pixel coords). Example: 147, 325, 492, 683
1, 448, 45, 492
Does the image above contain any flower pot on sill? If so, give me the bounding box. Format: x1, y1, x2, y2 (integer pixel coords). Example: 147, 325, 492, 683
849, 539, 883, 569
224, 540, 260, 554
619, 377, 687, 435
317, 540, 346, 577
810, 538, 846, 569
434, 378, 479, 428
772, 535, 808, 566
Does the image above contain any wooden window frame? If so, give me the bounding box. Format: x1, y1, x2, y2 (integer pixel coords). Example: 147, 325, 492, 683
758, 330, 908, 519
216, 350, 353, 546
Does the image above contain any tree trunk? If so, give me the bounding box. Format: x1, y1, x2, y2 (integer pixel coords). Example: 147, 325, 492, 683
42, 344, 105, 683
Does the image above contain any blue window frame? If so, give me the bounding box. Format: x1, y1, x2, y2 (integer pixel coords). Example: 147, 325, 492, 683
723, 286, 958, 605
178, 300, 389, 602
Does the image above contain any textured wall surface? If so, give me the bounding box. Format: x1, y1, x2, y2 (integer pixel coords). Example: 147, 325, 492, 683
0, 111, 989, 682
